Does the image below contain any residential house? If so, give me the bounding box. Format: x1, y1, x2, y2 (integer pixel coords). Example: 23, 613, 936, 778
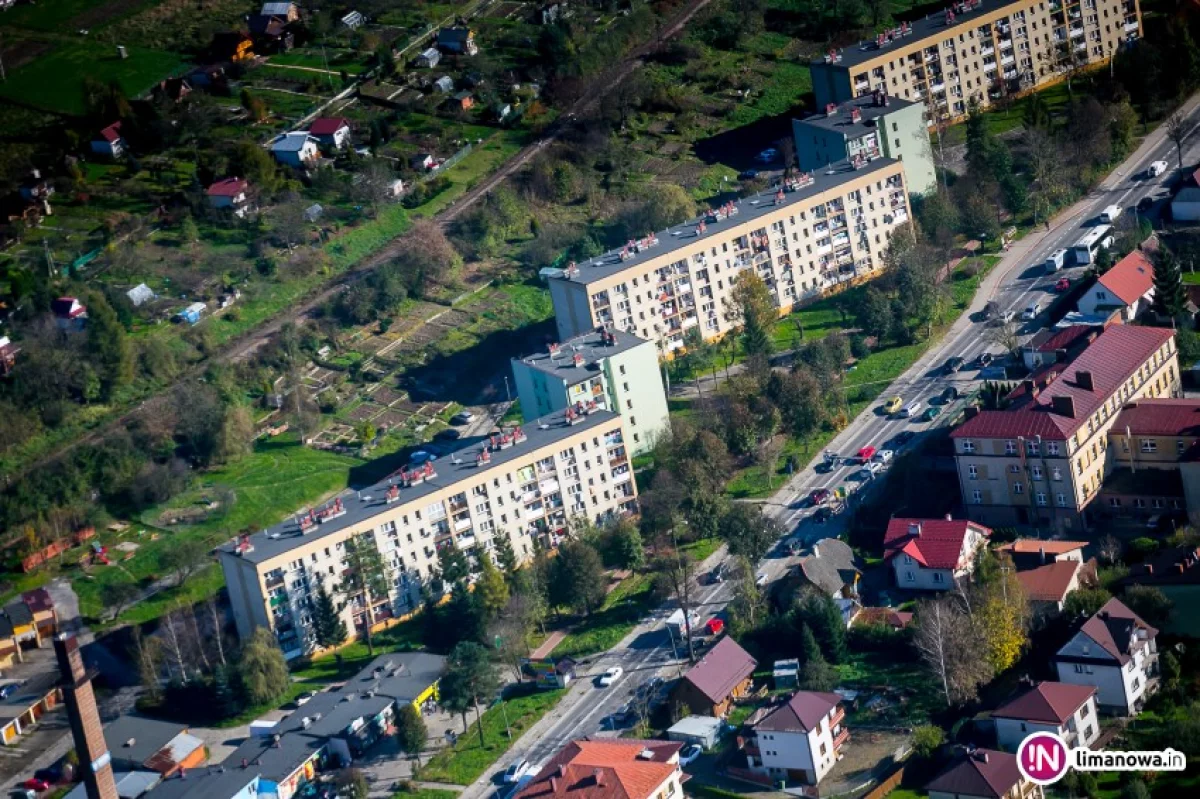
513, 739, 685, 799
20, 588, 57, 639
309, 117, 352, 150
0, 592, 56, 669
998, 539, 1093, 613
924, 748, 1043, 799
950, 324, 1180, 533
409, 153, 435, 170
91, 122, 126, 159
152, 78, 192, 104
883, 516, 990, 590
51, 297, 87, 331
1171, 168, 1200, 222
0, 337, 18, 377
437, 26, 478, 56
433, 75, 455, 93
415, 47, 441, 68
671, 636, 757, 718
744, 691, 847, 785
793, 538, 860, 625
105, 716, 206, 776
992, 682, 1100, 752
446, 91, 474, 111
1020, 325, 1100, 372
996, 539, 1087, 569
260, 1, 299, 20
248, 13, 295, 52
1052, 597, 1158, 715
270, 132, 320, 167
1077, 245, 1157, 321
1105, 398, 1200, 517
206, 177, 251, 217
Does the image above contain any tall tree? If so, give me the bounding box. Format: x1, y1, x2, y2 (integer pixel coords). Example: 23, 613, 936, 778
494, 534, 519, 581
975, 570, 1029, 674
238, 628, 290, 705
548, 539, 606, 615
651, 530, 700, 664
794, 591, 848, 664
475, 549, 510, 619
395, 704, 427, 766
913, 597, 993, 706
84, 290, 134, 399
1153, 249, 1187, 320
1166, 111, 1191, 172
441, 641, 501, 748
608, 518, 646, 570
726, 558, 766, 639
437, 545, 472, 588
727, 271, 775, 357
312, 584, 349, 649
718, 504, 781, 567
340, 533, 392, 656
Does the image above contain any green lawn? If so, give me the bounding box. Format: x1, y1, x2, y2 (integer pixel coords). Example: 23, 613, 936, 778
837, 651, 941, 726
0, 0, 150, 31
419, 689, 566, 785
553, 572, 656, 659
0, 43, 183, 115
394, 791, 461, 799
291, 616, 427, 684
680, 537, 722, 563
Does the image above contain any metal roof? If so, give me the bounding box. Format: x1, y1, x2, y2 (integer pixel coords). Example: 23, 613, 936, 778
513, 329, 648, 386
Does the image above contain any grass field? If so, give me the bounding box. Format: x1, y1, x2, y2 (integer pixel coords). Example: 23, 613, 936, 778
0, 43, 183, 115
0, 0, 149, 31
553, 572, 656, 659
291, 616, 427, 684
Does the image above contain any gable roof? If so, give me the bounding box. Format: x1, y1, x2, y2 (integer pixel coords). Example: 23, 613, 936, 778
514, 739, 681, 799
753, 691, 840, 734
997, 539, 1087, 557
680, 636, 756, 705
1027, 324, 1099, 356
992, 682, 1096, 725
271, 131, 317, 152
799, 538, 859, 596
97, 122, 122, 143
924, 749, 1024, 799
1070, 597, 1158, 664
882, 517, 989, 570
207, 177, 248, 197
952, 325, 1176, 441
853, 606, 912, 629
309, 117, 350, 136
1112, 398, 1200, 437
1015, 560, 1081, 602
1097, 249, 1155, 306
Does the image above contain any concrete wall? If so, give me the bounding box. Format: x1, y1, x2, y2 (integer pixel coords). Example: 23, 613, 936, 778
810, 62, 852, 109
606, 341, 670, 455
878, 101, 936, 195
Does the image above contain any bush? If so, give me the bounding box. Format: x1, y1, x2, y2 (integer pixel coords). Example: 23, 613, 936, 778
1128, 537, 1160, 561
847, 622, 911, 653
850, 335, 871, 359
911, 724, 946, 759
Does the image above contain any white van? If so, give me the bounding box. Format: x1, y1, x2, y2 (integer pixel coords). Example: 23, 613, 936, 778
1148, 160, 1168, 178
1044, 249, 1067, 272
1099, 204, 1122, 223
900, 400, 923, 418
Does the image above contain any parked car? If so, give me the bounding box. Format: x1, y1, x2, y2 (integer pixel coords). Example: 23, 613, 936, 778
708, 564, 727, 584
941, 386, 959, 403
1022, 302, 1041, 320
598, 667, 623, 687
856, 445, 877, 462
679, 745, 703, 767
451, 411, 475, 425
944, 356, 966, 374
872, 449, 894, 465
20, 781, 49, 794
295, 691, 316, 706
861, 461, 883, 478
976, 352, 994, 368
502, 759, 531, 784
883, 396, 903, 414
755, 570, 769, 587
891, 431, 915, 447
809, 488, 831, 506
921, 406, 942, 421
813, 507, 831, 524
1054, 277, 1071, 292
435, 428, 462, 441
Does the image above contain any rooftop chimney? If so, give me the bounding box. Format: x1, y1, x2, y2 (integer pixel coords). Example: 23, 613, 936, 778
812, 543, 821, 558
1052, 395, 1076, 418
944, 513, 953, 521
1076, 370, 1095, 391
964, 406, 980, 421
1039, 545, 1046, 564
1022, 379, 1038, 399
593, 769, 605, 787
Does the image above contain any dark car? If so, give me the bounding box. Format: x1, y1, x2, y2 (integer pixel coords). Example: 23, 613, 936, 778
809, 488, 831, 506
944, 356, 966, 374
977, 352, 994, 368
738, 169, 759, 180
941, 386, 959, 403
434, 428, 462, 441
813, 507, 831, 524
1137, 195, 1155, 212
891, 431, 915, 447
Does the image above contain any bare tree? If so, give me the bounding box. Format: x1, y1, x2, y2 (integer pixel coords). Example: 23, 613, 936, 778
131, 628, 163, 703
1098, 534, 1123, 565
652, 526, 700, 664
913, 597, 993, 706
757, 436, 785, 489
160, 607, 191, 683
1166, 112, 1191, 173
984, 319, 1022, 358
773, 136, 797, 178
206, 596, 228, 667
186, 606, 212, 673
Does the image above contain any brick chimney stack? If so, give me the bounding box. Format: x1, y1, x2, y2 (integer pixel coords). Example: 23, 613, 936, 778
54, 634, 118, 799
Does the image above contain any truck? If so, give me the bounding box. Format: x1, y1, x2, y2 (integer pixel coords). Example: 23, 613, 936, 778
1099, 204, 1122, 224
1147, 160, 1168, 178
666, 608, 702, 639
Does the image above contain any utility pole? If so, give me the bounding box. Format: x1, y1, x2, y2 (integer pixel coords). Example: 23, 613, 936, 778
43, 238, 55, 278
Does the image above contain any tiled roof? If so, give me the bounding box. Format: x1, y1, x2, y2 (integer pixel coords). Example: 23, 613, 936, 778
753, 691, 840, 734
1030, 324, 1098, 355
98, 121, 122, 142
882, 517, 989, 570
309, 117, 350, 136
1072, 597, 1158, 665
1097, 250, 1155, 306
514, 740, 681, 799
924, 749, 1023, 799
997, 539, 1087, 556
206, 177, 248, 197
799, 538, 859, 596
680, 636, 757, 705
992, 682, 1096, 725
952, 325, 1176, 441
854, 607, 912, 629
1112, 399, 1200, 437
1015, 561, 1080, 602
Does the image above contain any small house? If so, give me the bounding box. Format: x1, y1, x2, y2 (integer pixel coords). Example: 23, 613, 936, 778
386, 178, 405, 197
433, 75, 454, 93
0, 336, 19, 377
745, 691, 848, 786
1077, 244, 1157, 321
152, 77, 192, 104
259, 1, 299, 21
206, 177, 251, 217
991, 681, 1100, 752
415, 47, 441, 68
794, 538, 861, 626
437, 26, 478, 56
410, 153, 435, 171
341, 10, 364, 29
883, 516, 991, 590
446, 91, 474, 111
91, 122, 125, 159
270, 132, 320, 167
1014, 559, 1092, 613
924, 749, 1043, 799
671, 635, 756, 718
51, 297, 87, 331
104, 715, 207, 775
249, 13, 295, 52
177, 302, 207, 325
304, 203, 323, 222
125, 284, 155, 307
1051, 597, 1159, 716
309, 117, 351, 150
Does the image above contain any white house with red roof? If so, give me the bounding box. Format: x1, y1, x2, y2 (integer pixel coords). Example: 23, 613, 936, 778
51, 297, 87, 332
1052, 597, 1159, 716
992, 681, 1100, 752
1078, 245, 1156, 321
744, 691, 847, 785
925, 748, 1043, 799
308, 117, 351, 149
90, 122, 126, 159
206, 177, 251, 217
512, 739, 685, 799
883, 516, 990, 590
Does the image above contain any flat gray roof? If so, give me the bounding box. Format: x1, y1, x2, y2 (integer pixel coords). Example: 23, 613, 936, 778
222, 407, 621, 565
105, 716, 186, 765
551, 158, 900, 287
795, 95, 921, 139
513, 329, 647, 386
814, 0, 1032, 69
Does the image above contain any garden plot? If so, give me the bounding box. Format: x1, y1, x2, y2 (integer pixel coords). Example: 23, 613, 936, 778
484, 1, 527, 18
374, 409, 414, 429
346, 402, 388, 423
370, 386, 408, 405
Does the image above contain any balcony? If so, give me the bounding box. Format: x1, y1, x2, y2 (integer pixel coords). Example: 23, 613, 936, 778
1001, 54, 1015, 66
833, 727, 850, 749
1070, 26, 1084, 38
1125, 19, 1139, 31
980, 45, 995, 57
453, 516, 472, 532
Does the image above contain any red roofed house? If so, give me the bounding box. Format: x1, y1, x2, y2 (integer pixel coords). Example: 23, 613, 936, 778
1052, 597, 1158, 716
883, 516, 990, 590
207, 177, 252, 217
951, 324, 1180, 533
91, 122, 126, 159
308, 117, 352, 150
51, 297, 88, 332
1078, 243, 1157, 321
1015, 560, 1090, 612
671, 635, 756, 718
996, 539, 1087, 569
1020, 324, 1100, 372
992, 681, 1099, 752
925, 748, 1043, 799
513, 739, 685, 799
744, 691, 847, 785
1102, 398, 1200, 517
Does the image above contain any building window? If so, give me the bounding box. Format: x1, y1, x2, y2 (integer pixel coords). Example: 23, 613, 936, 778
906, 571, 915, 583
1032, 465, 1042, 479
1027, 440, 1040, 455
968, 465, 978, 480
1052, 467, 1063, 481
1074, 664, 1094, 674
972, 490, 983, 504
1009, 464, 1020, 474
1013, 482, 1023, 494
1048, 442, 1060, 455
1057, 493, 1068, 507
1005, 440, 1017, 454
1036, 492, 1047, 506
962, 440, 975, 453
1109, 497, 1121, 507
1141, 440, 1157, 453
933, 572, 944, 583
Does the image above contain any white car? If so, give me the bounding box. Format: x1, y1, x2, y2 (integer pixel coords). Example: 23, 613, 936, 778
295, 691, 316, 706
860, 462, 883, 479
872, 449, 894, 465
598, 667, 624, 687
679, 744, 702, 767
755, 570, 769, 587
502, 758, 530, 784
1022, 302, 1041, 321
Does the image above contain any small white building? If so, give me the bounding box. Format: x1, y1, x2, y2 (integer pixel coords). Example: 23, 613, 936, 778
882, 516, 990, 590
91, 122, 125, 159
309, 117, 351, 150
745, 691, 847, 786
126, 284, 155, 307
666, 716, 723, 750
992, 681, 1100, 752
270, 131, 320, 167
415, 47, 441, 68
1052, 597, 1159, 716
1077, 248, 1155, 321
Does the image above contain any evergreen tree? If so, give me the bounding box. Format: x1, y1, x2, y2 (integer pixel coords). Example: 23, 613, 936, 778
437, 545, 472, 588
212, 664, 238, 719
84, 290, 134, 400
312, 585, 348, 649
799, 623, 822, 665
1153, 249, 1187, 319
494, 534, 519, 580
395, 704, 427, 765
475, 549, 510, 619
440, 642, 501, 748
793, 592, 848, 664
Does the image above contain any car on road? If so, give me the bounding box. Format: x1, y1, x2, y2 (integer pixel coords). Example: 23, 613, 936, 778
502, 759, 531, 784
451, 411, 476, 425
679, 745, 703, 767
1147, 159, 1168, 178
755, 570, 769, 586
813, 507, 831, 524
0, 683, 23, 700
738, 169, 759, 180
883, 396, 903, 414
856, 445, 877, 462
598, 667, 624, 687
435, 428, 462, 441
809, 488, 831, 506
941, 386, 959, 403
976, 352, 994, 368
891, 431, 915, 447
707, 564, 727, 584
872, 449, 894, 465
992, 309, 1015, 325
1022, 302, 1041, 321
944, 356, 966, 374
295, 691, 316, 706
1138, 195, 1156, 212
21, 781, 49, 794
899, 400, 922, 418
1054, 277, 1071, 292
921, 406, 942, 421
860, 461, 883, 479
756, 148, 779, 163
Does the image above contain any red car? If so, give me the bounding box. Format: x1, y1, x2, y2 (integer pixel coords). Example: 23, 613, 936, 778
1054, 278, 1071, 292
809, 488, 831, 506
23, 778, 50, 792
856, 445, 877, 463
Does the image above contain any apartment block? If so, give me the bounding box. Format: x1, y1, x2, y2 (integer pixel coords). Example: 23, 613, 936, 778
1101, 398, 1199, 516
793, 93, 937, 195
548, 159, 911, 352
511, 329, 669, 457
219, 409, 637, 658
950, 324, 1179, 534
810, 0, 1142, 122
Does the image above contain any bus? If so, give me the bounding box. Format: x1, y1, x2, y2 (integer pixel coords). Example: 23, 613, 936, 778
1071, 225, 1114, 265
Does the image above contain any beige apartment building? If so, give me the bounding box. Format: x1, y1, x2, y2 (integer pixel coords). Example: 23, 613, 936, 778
219, 409, 637, 658
548, 158, 911, 352
811, 0, 1142, 121
950, 324, 1178, 533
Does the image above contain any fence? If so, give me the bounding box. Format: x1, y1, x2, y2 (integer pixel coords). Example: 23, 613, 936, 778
417, 142, 474, 185
860, 763, 906, 799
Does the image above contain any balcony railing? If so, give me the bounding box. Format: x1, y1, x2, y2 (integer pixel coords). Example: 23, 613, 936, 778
833, 727, 850, 749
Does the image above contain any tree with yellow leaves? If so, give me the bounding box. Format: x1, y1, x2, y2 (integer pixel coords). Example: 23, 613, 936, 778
970, 553, 1029, 673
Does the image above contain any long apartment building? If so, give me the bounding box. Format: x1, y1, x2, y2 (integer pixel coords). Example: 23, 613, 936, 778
950, 323, 1178, 534
811, 0, 1142, 121
548, 158, 911, 352
219, 409, 637, 658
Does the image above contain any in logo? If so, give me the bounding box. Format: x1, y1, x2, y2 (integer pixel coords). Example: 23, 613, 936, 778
1017, 732, 1070, 785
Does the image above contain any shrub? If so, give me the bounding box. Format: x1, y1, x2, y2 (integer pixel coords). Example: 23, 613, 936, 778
850, 335, 871, 359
